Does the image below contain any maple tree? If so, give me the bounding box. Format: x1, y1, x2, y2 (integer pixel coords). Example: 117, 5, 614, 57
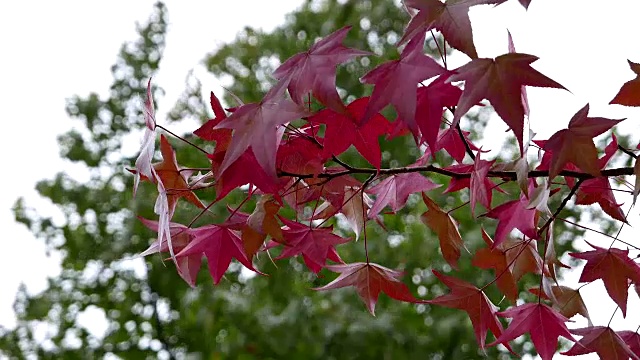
126, 1, 640, 358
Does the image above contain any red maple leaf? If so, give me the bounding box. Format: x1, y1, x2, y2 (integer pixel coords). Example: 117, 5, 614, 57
175, 224, 263, 285
433, 127, 483, 163
272, 26, 369, 113
276, 126, 326, 175
542, 104, 624, 179
360, 32, 445, 137
275, 217, 349, 273
400, 0, 504, 59
610, 60, 640, 107
208, 149, 282, 200
194, 92, 284, 199
427, 270, 511, 351
569, 242, 640, 317
413, 73, 462, 153
298, 168, 362, 209
310, 96, 391, 169
449, 53, 566, 153
470, 151, 494, 215
561, 326, 639, 359
314, 262, 423, 315
572, 135, 627, 222
193, 91, 231, 146
489, 303, 574, 360
367, 172, 440, 218
484, 184, 539, 248
618, 331, 640, 357
441, 164, 503, 200
213, 89, 310, 179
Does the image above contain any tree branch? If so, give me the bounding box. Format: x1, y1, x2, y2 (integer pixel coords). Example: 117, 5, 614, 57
278, 165, 634, 182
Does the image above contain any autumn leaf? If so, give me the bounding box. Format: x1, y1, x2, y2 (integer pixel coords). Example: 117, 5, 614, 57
400, 0, 504, 59
310, 185, 371, 240
413, 73, 462, 153
314, 262, 423, 315
618, 331, 640, 357
276, 217, 349, 273
276, 125, 326, 175
213, 89, 310, 179
340, 186, 371, 240
489, 303, 574, 360
542, 104, 624, 179
310, 96, 391, 169
541, 224, 570, 281
529, 285, 591, 323
360, 32, 445, 138
442, 164, 505, 202
484, 184, 539, 248
610, 60, 640, 106
154, 135, 206, 214
176, 224, 263, 285
134, 78, 157, 195
421, 193, 465, 269
473, 229, 543, 301
449, 53, 566, 153
241, 195, 283, 260
193, 91, 231, 145
273, 26, 369, 113
569, 242, 640, 316
138, 216, 201, 287
367, 172, 440, 218
434, 127, 483, 163
471, 228, 518, 301
470, 151, 493, 215
208, 149, 282, 200
561, 326, 639, 359
427, 270, 511, 351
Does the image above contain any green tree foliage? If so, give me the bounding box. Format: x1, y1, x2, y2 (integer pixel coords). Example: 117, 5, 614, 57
2, 1, 586, 359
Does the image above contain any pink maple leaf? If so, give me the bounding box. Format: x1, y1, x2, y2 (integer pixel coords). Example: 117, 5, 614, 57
367, 172, 440, 218
176, 224, 263, 285
489, 303, 574, 360
273, 26, 369, 113
360, 32, 445, 138
275, 217, 349, 273
213, 87, 310, 179
314, 262, 423, 315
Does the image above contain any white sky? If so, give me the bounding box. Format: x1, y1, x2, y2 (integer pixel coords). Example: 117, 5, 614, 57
1, 1, 639, 359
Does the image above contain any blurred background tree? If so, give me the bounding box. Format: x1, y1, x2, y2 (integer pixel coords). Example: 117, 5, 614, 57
1, 1, 587, 359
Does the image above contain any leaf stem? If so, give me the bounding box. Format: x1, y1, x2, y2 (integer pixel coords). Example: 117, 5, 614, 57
156, 124, 209, 155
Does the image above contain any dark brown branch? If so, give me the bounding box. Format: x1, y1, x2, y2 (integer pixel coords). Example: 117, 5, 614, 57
455, 122, 476, 161
538, 178, 584, 236
618, 144, 638, 159
278, 165, 635, 181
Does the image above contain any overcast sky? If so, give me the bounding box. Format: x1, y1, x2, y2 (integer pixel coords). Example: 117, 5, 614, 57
1, 1, 639, 359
